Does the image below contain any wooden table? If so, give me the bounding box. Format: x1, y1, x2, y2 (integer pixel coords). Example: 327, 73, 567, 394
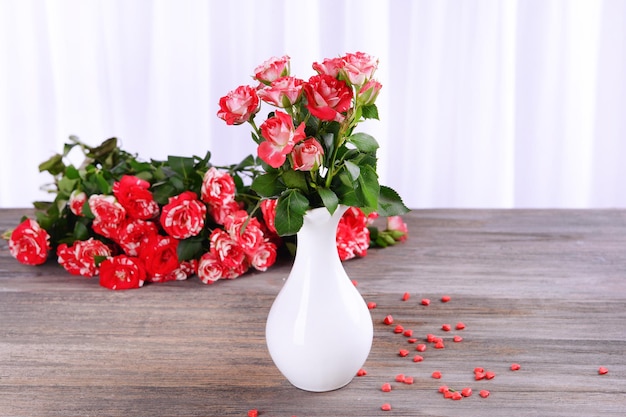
1, 209, 625, 416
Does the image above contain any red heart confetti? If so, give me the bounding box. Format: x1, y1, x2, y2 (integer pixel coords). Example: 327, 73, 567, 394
383, 315, 394, 325
453, 335, 463, 342
381, 403, 392, 411
403, 329, 413, 337
367, 301, 377, 309
247, 410, 258, 417
381, 382, 392, 392
393, 324, 404, 333
510, 363, 521, 371
395, 374, 405, 382
461, 387, 472, 397
416, 344, 427, 352
403, 376, 414, 384
455, 322, 466, 330
356, 368, 367, 376
421, 298, 431, 306
441, 323, 451, 331
402, 292, 410, 301
432, 371, 442, 379
413, 354, 424, 362
399, 349, 409, 357
479, 390, 490, 398
598, 367, 609, 375
441, 295, 451, 302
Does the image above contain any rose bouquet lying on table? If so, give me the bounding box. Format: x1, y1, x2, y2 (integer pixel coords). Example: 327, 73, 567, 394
3, 52, 408, 290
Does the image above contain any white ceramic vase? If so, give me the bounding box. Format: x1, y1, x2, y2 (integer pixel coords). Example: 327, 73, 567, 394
265, 205, 373, 392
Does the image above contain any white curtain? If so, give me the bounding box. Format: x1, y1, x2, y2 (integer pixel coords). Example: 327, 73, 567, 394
1, 0, 624, 209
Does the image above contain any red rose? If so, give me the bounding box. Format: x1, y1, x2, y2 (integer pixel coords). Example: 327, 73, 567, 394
223, 210, 266, 256
208, 200, 241, 226
69, 190, 87, 216
303, 74, 353, 122
140, 235, 180, 278
249, 241, 277, 272
89, 194, 126, 239
99, 255, 146, 290
8, 219, 51, 265
336, 207, 370, 261
148, 260, 196, 283
117, 218, 159, 256
201, 167, 236, 206
197, 252, 228, 284
258, 110, 306, 168
257, 76, 304, 107
112, 175, 159, 220
56, 238, 112, 277
291, 137, 324, 171
253, 55, 290, 84
260, 199, 278, 235
209, 229, 248, 272
160, 191, 206, 239
217, 85, 260, 125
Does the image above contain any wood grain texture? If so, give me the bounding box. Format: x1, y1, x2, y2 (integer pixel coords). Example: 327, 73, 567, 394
1, 208, 625, 416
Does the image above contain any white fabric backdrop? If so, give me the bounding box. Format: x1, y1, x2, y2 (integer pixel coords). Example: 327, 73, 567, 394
1, 0, 624, 208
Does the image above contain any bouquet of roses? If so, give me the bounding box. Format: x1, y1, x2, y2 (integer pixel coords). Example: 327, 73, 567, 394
4, 135, 407, 290
217, 52, 408, 236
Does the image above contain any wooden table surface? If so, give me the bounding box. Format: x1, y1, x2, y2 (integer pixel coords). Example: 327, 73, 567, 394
1, 208, 625, 416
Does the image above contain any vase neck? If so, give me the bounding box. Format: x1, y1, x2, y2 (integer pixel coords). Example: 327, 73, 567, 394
295, 206, 348, 262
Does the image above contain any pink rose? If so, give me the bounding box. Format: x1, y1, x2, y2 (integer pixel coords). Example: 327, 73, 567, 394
99, 255, 146, 290
8, 219, 51, 265
112, 175, 159, 220
341, 52, 378, 87
253, 55, 290, 84
386, 215, 408, 242
291, 137, 324, 171
89, 194, 126, 239
117, 218, 159, 256
312, 56, 345, 78
69, 190, 87, 216
160, 191, 206, 239
258, 110, 306, 168
217, 85, 260, 125
357, 79, 382, 106
336, 207, 370, 261
201, 167, 236, 206
140, 234, 180, 278
303, 74, 353, 122
260, 199, 278, 235
257, 76, 304, 107
249, 241, 277, 272
56, 238, 112, 277
209, 229, 248, 273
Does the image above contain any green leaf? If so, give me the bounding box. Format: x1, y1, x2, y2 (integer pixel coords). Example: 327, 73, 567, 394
274, 190, 309, 236
344, 160, 361, 182
94, 172, 111, 194
38, 154, 66, 176
281, 170, 308, 192
73, 221, 89, 241
65, 165, 80, 180
168, 156, 195, 178
152, 183, 177, 205
317, 187, 339, 214
348, 132, 379, 153
362, 104, 379, 120
356, 164, 380, 213
377, 185, 410, 216
251, 172, 285, 197
177, 237, 205, 261
57, 176, 78, 195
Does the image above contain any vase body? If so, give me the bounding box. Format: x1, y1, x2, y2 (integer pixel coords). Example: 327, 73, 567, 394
265, 205, 373, 392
